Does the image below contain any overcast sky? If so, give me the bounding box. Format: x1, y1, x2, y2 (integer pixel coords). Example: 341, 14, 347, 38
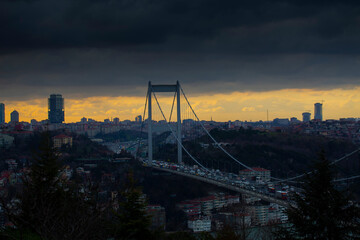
1, 0, 360, 121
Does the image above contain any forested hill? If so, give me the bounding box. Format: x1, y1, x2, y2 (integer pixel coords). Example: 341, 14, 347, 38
182, 128, 360, 180
95, 130, 146, 142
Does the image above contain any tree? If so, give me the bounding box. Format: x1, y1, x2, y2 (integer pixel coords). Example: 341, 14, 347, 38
215, 224, 240, 240
276, 151, 360, 239
165, 231, 196, 240
198, 231, 215, 240
2, 133, 104, 240
111, 171, 154, 240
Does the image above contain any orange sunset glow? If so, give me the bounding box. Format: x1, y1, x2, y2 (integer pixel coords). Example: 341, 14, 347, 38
3, 87, 359, 123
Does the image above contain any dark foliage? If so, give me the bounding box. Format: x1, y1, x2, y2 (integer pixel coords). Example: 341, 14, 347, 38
215, 225, 241, 240
275, 152, 360, 239
167, 128, 360, 194
164, 231, 196, 240
1, 133, 105, 240
95, 130, 147, 142
110, 171, 154, 240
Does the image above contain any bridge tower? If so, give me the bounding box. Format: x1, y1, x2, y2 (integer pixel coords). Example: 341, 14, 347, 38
147, 81, 182, 164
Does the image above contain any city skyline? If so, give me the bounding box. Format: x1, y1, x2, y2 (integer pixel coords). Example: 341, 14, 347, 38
0, 86, 359, 123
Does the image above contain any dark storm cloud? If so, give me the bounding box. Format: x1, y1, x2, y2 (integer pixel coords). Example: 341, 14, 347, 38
1, 49, 360, 100
1, 0, 360, 54
1, 0, 360, 100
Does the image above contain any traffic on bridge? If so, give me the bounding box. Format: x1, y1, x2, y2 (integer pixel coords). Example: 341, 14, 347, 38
142, 159, 293, 207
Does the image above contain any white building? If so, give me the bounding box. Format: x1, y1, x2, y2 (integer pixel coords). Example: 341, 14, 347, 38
188, 217, 211, 232
253, 205, 268, 225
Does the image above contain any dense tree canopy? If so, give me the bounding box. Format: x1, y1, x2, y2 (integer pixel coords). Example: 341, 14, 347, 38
1, 133, 104, 240
276, 152, 360, 239
110, 171, 154, 240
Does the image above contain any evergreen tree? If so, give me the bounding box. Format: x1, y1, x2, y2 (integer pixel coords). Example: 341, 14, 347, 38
276, 152, 360, 239
111, 171, 153, 240
3, 133, 104, 240
215, 225, 240, 240
198, 232, 215, 240
164, 231, 196, 240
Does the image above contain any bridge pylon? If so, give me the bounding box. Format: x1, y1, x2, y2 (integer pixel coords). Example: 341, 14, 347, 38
147, 81, 182, 164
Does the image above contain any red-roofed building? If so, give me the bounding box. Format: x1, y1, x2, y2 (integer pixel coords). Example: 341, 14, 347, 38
53, 134, 73, 148
193, 196, 216, 215
215, 212, 251, 230
239, 167, 271, 182
1, 171, 11, 179
179, 194, 241, 216
177, 201, 201, 216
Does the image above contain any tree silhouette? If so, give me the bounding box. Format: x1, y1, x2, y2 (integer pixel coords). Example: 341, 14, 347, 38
2, 133, 104, 240
111, 171, 153, 240
276, 151, 360, 239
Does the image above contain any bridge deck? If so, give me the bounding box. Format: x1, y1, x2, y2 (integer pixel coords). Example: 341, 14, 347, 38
149, 166, 290, 208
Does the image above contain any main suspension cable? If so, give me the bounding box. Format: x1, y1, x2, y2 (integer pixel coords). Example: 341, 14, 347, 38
180, 86, 259, 172
151, 88, 208, 171
180, 84, 360, 183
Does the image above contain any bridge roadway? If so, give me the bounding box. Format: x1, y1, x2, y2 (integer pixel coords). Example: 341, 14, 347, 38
149, 165, 290, 208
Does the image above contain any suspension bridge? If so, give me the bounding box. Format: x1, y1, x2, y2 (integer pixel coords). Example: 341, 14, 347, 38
135, 81, 360, 208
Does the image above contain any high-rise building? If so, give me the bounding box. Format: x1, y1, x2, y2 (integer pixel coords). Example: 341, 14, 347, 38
314, 103, 323, 121
48, 94, 64, 124
113, 117, 120, 124
10, 110, 19, 123
0, 103, 4, 124
302, 112, 311, 122
135, 115, 142, 123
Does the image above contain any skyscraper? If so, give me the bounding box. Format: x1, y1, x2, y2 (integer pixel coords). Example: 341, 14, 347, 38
302, 112, 311, 122
10, 110, 19, 123
0, 103, 4, 124
314, 103, 323, 121
48, 94, 64, 123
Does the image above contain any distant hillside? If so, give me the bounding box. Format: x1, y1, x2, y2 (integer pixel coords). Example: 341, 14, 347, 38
156, 128, 360, 181
203, 128, 359, 177
95, 130, 146, 142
